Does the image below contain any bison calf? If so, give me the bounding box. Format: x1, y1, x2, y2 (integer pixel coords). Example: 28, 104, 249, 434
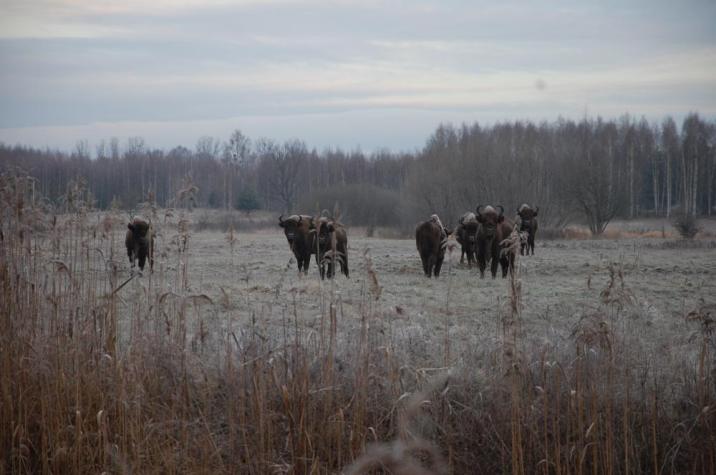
455, 212, 479, 267
126, 218, 155, 272
517, 204, 539, 256
415, 214, 452, 278
315, 216, 349, 279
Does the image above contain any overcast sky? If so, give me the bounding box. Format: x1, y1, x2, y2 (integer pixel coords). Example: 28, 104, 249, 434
1, 0, 715, 153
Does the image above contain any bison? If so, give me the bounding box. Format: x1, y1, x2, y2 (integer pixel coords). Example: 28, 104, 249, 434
126, 218, 155, 273
475, 205, 514, 278
455, 212, 479, 267
415, 214, 452, 278
314, 216, 349, 279
517, 204, 539, 256
278, 214, 317, 273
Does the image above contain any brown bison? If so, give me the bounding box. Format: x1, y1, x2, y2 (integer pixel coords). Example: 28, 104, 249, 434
126, 218, 155, 273
475, 205, 514, 278
415, 214, 452, 278
517, 204, 539, 256
278, 214, 317, 273
314, 216, 349, 279
455, 212, 479, 267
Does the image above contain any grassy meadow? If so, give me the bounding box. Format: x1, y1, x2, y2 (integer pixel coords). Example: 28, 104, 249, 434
1, 176, 715, 474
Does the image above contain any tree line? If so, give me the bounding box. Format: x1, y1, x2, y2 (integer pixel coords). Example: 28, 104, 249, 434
1, 113, 714, 234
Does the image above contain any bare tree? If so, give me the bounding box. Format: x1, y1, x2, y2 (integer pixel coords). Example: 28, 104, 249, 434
219, 130, 251, 210
563, 120, 625, 235
256, 138, 307, 213
681, 114, 709, 215
661, 117, 679, 217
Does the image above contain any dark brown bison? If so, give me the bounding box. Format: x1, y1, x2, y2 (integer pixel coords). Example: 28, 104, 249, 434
517, 204, 539, 256
314, 216, 349, 279
475, 205, 514, 278
278, 214, 317, 273
126, 218, 155, 273
415, 214, 452, 278
455, 212, 479, 267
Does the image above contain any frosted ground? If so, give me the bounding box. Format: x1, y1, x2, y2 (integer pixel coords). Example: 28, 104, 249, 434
113, 220, 716, 377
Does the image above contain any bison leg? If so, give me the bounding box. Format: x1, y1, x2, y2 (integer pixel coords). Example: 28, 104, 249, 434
127, 246, 136, 269
426, 257, 434, 278
434, 256, 444, 278
529, 235, 535, 255
477, 256, 486, 278
293, 251, 303, 273
490, 256, 499, 278
341, 253, 349, 278
137, 246, 148, 271
419, 251, 430, 277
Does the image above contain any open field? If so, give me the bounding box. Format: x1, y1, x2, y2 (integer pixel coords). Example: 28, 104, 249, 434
2, 201, 716, 473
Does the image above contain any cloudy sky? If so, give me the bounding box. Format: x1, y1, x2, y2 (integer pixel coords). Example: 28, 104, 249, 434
0, 0, 715, 153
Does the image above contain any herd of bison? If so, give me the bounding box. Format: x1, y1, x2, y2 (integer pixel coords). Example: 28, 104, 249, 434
126, 204, 540, 279
277, 204, 538, 279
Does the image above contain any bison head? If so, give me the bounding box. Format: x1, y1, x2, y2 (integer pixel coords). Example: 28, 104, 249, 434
278, 214, 309, 245
517, 204, 538, 220
476, 205, 504, 239
128, 219, 151, 242
517, 205, 538, 230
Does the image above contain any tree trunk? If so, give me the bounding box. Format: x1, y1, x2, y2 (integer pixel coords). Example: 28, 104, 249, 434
665, 150, 671, 217
652, 155, 659, 215
629, 145, 635, 218
681, 149, 689, 215
692, 155, 698, 215
707, 150, 714, 216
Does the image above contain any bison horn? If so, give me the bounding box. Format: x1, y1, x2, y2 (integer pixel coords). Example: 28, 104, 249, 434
496, 205, 504, 217
278, 214, 284, 224
534, 206, 539, 216
476, 204, 483, 216
297, 215, 302, 224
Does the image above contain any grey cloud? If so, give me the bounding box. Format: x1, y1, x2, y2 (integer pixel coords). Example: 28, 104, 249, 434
0, 0, 715, 150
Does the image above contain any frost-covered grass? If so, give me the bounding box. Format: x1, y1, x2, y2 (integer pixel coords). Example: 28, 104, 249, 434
2, 196, 715, 473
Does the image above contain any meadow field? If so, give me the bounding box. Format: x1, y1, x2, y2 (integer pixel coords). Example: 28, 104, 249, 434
2, 191, 716, 473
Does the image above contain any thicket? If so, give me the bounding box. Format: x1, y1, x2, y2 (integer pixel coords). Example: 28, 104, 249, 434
1, 113, 715, 232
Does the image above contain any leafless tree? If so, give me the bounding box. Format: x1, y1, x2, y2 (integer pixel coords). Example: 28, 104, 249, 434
256, 138, 307, 213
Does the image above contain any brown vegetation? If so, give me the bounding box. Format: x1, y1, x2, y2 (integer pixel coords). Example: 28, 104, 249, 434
1, 172, 715, 474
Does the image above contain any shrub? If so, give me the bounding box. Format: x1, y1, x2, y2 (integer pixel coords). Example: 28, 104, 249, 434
235, 188, 261, 215
672, 212, 700, 239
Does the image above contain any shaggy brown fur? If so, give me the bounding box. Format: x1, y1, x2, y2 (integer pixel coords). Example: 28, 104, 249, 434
314, 216, 349, 279
455, 212, 478, 267
278, 214, 317, 274
415, 214, 452, 278
475, 205, 514, 278
125, 218, 155, 272
517, 204, 539, 256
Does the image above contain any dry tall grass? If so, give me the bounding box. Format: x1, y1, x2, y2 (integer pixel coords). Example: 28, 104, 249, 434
1, 171, 714, 474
